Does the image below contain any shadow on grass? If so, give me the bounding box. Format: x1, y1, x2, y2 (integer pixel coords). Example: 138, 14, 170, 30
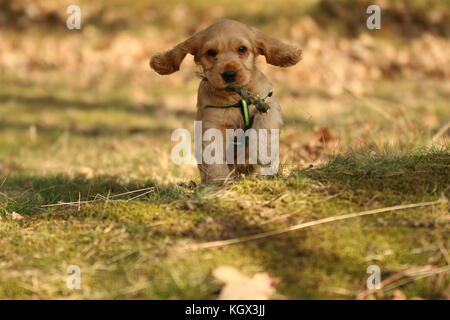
1, 174, 187, 215
300, 149, 450, 199
182, 149, 450, 298
1, 148, 449, 298
0, 120, 176, 137
0, 91, 197, 137
0, 93, 196, 119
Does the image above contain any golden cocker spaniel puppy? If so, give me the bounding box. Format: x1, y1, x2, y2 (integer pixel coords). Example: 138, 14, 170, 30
150, 19, 301, 183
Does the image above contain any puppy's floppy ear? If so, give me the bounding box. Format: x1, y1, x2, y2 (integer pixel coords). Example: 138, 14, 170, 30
150, 31, 203, 75
251, 27, 302, 67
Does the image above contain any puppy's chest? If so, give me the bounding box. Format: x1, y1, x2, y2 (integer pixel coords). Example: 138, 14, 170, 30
198, 104, 257, 129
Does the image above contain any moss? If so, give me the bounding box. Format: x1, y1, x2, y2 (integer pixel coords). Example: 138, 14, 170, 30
1, 69, 449, 299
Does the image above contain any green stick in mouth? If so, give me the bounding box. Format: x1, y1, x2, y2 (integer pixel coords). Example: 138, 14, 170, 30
226, 83, 272, 113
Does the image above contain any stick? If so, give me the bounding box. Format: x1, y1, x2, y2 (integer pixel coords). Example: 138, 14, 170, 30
431, 121, 450, 142
356, 265, 450, 299
187, 199, 445, 250
41, 187, 155, 207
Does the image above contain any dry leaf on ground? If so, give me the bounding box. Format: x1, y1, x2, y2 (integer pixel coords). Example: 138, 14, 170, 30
212, 265, 278, 300
392, 289, 406, 300
10, 212, 24, 220
442, 290, 450, 300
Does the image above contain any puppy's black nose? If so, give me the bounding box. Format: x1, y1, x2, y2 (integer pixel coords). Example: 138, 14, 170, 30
221, 70, 237, 83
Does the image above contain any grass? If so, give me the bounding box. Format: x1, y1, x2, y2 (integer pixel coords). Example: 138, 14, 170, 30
0, 72, 449, 299
0, 0, 449, 300
1, 149, 449, 299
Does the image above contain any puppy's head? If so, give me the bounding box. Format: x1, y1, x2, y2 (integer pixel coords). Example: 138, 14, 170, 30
150, 19, 302, 89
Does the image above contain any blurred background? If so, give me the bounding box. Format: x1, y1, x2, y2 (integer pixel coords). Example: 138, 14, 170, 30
0, 0, 449, 182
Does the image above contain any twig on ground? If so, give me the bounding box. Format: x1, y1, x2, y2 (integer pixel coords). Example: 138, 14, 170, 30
187, 199, 444, 250
126, 189, 155, 202
0, 176, 8, 189
438, 242, 450, 266
263, 193, 289, 206
431, 121, 450, 142
40, 187, 155, 208
356, 265, 450, 299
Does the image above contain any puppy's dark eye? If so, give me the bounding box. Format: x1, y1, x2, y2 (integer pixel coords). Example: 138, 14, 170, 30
207, 49, 217, 57
238, 46, 247, 54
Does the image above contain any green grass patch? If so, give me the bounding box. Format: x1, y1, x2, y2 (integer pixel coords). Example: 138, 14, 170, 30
1, 146, 448, 299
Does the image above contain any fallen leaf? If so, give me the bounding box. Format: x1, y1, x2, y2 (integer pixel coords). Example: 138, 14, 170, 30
313, 126, 334, 144
392, 289, 406, 300
10, 212, 24, 220
212, 265, 278, 300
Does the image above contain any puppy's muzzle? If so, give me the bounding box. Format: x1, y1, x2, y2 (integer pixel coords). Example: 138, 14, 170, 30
221, 70, 237, 83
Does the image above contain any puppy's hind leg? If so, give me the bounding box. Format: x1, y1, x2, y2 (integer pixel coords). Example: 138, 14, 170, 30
198, 163, 233, 184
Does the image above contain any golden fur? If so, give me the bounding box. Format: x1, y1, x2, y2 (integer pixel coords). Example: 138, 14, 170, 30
150, 19, 301, 183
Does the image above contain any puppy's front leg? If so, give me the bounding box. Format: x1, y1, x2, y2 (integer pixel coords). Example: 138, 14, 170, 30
250, 98, 283, 176
198, 127, 233, 184
198, 163, 232, 184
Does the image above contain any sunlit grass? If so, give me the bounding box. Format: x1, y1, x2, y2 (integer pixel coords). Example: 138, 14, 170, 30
0, 71, 449, 299
0, 0, 449, 300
